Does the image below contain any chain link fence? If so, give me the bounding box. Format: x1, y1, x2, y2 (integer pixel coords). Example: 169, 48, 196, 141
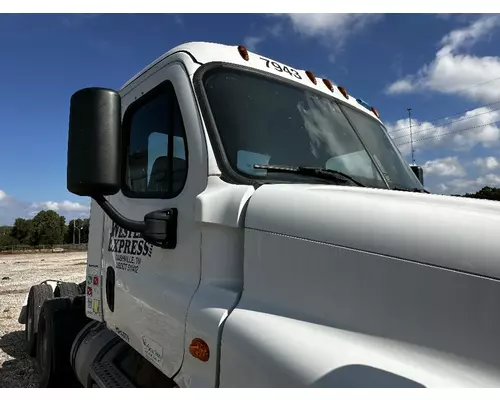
0, 243, 88, 254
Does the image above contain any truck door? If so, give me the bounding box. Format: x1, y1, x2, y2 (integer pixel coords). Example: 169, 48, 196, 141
100, 59, 207, 378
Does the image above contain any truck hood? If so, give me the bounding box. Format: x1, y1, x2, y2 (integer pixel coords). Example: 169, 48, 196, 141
245, 184, 500, 279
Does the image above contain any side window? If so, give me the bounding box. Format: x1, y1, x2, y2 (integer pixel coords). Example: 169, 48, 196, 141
123, 81, 188, 198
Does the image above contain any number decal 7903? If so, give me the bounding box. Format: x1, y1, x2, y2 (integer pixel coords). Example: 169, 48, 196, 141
259, 57, 302, 80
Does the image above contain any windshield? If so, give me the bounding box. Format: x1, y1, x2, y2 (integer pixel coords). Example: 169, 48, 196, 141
201, 67, 424, 191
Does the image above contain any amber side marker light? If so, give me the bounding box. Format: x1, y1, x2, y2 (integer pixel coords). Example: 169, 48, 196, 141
322, 78, 334, 92
238, 45, 249, 61
189, 338, 210, 362
371, 107, 381, 119
306, 71, 317, 85
338, 86, 349, 99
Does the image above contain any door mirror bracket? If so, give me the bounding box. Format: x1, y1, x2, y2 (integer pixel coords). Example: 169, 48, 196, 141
143, 208, 178, 250
95, 196, 178, 250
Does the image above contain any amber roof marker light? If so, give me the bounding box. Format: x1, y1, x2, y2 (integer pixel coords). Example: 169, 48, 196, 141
322, 78, 334, 92
371, 107, 381, 119
237, 45, 249, 61
338, 86, 349, 100
306, 71, 317, 85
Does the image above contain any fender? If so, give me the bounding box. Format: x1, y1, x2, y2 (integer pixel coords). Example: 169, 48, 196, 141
219, 184, 500, 387
220, 309, 500, 387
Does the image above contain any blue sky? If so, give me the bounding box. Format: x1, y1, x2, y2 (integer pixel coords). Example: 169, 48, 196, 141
1, 13, 500, 224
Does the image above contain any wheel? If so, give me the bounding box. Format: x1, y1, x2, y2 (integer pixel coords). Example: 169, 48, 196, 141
36, 297, 89, 387
77, 280, 86, 295
54, 282, 81, 299
25, 284, 54, 357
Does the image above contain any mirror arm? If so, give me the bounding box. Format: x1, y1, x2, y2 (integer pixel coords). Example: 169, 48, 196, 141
94, 196, 177, 249
94, 195, 146, 233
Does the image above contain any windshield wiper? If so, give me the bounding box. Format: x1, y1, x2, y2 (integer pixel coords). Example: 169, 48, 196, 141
253, 164, 366, 187
392, 186, 429, 194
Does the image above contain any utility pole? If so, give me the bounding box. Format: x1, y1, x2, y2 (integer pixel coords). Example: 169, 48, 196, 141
407, 108, 415, 165
72, 220, 75, 244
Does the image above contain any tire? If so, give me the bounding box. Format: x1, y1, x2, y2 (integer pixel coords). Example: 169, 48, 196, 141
77, 280, 86, 295
36, 297, 89, 388
54, 282, 81, 299
25, 284, 54, 357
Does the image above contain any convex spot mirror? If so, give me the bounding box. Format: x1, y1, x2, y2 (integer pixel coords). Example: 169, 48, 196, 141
410, 165, 424, 185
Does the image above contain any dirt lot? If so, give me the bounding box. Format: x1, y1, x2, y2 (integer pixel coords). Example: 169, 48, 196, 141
0, 251, 87, 387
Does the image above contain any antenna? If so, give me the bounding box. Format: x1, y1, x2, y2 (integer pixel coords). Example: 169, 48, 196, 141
407, 108, 415, 165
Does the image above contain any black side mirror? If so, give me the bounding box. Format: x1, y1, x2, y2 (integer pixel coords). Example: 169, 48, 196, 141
66, 87, 178, 249
67, 87, 122, 197
410, 165, 424, 185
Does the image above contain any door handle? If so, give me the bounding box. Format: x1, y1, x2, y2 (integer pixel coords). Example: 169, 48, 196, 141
105, 266, 115, 312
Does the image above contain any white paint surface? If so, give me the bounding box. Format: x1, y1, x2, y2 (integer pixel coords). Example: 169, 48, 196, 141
80, 41, 500, 388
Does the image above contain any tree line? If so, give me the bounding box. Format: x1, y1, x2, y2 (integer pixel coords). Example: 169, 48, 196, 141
458, 186, 500, 201
0, 210, 89, 248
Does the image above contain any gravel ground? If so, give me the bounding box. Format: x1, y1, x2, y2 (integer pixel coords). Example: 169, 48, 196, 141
0, 251, 87, 388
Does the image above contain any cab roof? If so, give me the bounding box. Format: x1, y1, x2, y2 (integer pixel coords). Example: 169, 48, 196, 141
120, 41, 383, 123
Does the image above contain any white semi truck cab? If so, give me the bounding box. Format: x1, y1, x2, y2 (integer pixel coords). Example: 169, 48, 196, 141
20, 41, 500, 388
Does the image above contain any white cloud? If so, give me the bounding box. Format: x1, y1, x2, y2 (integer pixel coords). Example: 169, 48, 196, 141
435, 183, 450, 192
385, 15, 500, 103
243, 14, 381, 57
386, 109, 500, 195
386, 79, 414, 94
29, 200, 90, 215
422, 156, 466, 177
242, 19, 285, 52
447, 173, 500, 193
267, 23, 284, 38
29, 200, 90, 217
0, 190, 19, 208
283, 13, 379, 38
243, 35, 265, 52
0, 190, 28, 225
473, 156, 500, 171
429, 171, 500, 195
387, 106, 500, 157
439, 15, 499, 53
278, 13, 383, 52
0, 190, 90, 225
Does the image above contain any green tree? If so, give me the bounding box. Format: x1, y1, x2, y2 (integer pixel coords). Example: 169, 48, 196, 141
462, 186, 500, 201
10, 218, 34, 245
31, 210, 65, 246
80, 218, 90, 244
60, 215, 67, 244
0, 225, 19, 248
